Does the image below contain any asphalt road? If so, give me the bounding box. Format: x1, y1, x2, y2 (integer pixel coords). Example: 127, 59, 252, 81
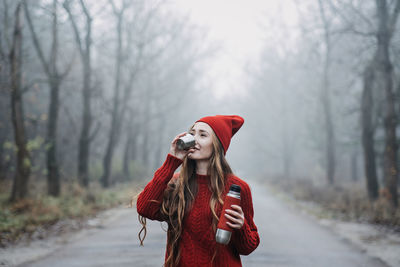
19, 180, 387, 267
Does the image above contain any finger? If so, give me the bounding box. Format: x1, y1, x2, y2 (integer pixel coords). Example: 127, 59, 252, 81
224, 213, 243, 225
225, 210, 244, 226
226, 221, 241, 229
225, 209, 240, 217
230, 205, 242, 213
172, 132, 188, 144
177, 132, 187, 138
225, 208, 244, 219
173, 132, 187, 140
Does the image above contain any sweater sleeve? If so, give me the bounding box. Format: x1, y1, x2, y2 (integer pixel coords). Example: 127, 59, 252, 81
231, 182, 260, 255
136, 154, 183, 221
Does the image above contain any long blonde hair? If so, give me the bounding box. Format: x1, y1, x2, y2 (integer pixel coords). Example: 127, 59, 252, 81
137, 126, 233, 267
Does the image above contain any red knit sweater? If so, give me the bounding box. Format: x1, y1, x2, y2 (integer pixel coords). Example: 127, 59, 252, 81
137, 154, 260, 267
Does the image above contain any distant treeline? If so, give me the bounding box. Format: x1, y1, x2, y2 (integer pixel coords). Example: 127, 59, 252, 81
0, 0, 210, 201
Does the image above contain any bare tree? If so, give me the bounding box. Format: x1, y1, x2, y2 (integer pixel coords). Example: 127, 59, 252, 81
317, 0, 336, 184
23, 0, 72, 196
101, 0, 128, 187
122, 107, 138, 179
9, 1, 31, 201
362, 63, 379, 200
374, 0, 399, 207
63, 0, 94, 188
354, 0, 400, 204
0, 0, 13, 182
101, 0, 165, 185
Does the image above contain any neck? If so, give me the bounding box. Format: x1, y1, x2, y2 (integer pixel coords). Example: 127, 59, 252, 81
195, 159, 209, 175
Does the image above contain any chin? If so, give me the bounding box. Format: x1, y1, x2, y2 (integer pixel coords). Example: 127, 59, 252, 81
188, 153, 211, 161
188, 152, 201, 160
188, 154, 197, 160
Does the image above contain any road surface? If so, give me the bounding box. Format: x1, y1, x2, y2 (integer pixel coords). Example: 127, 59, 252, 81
18, 180, 387, 267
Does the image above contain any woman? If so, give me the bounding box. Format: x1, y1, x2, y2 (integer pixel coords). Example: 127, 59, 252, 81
136, 115, 259, 267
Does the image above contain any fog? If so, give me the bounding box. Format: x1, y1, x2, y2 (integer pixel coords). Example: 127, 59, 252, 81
1, 0, 399, 203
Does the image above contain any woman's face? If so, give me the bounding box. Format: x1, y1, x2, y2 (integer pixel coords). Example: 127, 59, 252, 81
187, 122, 214, 161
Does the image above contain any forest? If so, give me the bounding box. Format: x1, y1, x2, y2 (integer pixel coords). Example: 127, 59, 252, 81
1, 0, 399, 251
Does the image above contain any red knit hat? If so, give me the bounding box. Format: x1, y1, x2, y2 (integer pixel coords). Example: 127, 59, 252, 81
196, 115, 244, 154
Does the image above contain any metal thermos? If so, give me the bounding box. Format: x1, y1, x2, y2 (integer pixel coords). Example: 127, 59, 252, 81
215, 184, 241, 245
176, 134, 195, 150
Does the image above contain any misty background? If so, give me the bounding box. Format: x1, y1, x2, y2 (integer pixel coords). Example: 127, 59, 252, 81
1, 0, 399, 208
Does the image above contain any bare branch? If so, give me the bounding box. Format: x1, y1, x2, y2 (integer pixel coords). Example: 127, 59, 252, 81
59, 49, 77, 81
80, 0, 92, 61
108, 0, 117, 15
49, 0, 59, 76
138, 0, 163, 36
22, 0, 51, 77
318, 0, 330, 31
3, 0, 11, 53
63, 0, 84, 58
389, 0, 400, 36
331, 27, 375, 37
79, 0, 91, 20
91, 1, 108, 17
61, 104, 78, 134
340, 0, 374, 29
327, 0, 375, 35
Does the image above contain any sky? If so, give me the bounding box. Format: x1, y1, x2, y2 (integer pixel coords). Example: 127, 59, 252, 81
169, 0, 299, 98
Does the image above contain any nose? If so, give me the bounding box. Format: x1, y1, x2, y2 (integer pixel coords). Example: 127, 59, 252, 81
193, 135, 199, 146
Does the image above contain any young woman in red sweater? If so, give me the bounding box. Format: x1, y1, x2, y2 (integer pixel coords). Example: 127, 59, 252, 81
136, 115, 259, 267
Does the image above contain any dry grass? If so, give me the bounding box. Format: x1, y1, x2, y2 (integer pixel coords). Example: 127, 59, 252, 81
267, 178, 400, 230
0, 180, 140, 247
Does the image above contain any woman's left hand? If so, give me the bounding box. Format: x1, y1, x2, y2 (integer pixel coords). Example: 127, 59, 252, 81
225, 205, 244, 229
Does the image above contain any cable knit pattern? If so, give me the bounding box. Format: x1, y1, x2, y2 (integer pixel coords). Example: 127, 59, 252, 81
137, 154, 183, 221
136, 154, 260, 267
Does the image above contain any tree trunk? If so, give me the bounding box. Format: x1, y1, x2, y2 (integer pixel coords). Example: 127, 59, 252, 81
77, 6, 93, 188
46, 0, 61, 196
351, 147, 358, 182
153, 114, 165, 171
123, 133, 132, 179
78, 82, 91, 187
101, 4, 124, 187
130, 120, 140, 164
281, 92, 291, 180
23, 0, 64, 196
141, 90, 150, 168
0, 124, 9, 181
0, 143, 5, 181
123, 112, 134, 179
10, 2, 31, 201
376, 0, 398, 207
361, 63, 379, 201
318, 0, 335, 184
47, 79, 60, 196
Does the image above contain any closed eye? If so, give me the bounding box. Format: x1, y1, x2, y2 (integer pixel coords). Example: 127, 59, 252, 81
190, 129, 209, 137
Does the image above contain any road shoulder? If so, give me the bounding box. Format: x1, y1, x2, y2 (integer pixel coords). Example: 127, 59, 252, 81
0, 205, 130, 267
265, 183, 400, 267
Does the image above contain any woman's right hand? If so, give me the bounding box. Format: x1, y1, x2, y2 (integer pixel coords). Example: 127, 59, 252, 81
169, 132, 191, 160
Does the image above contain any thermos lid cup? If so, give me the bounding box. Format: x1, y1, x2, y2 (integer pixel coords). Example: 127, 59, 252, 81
229, 184, 241, 193
176, 134, 195, 150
